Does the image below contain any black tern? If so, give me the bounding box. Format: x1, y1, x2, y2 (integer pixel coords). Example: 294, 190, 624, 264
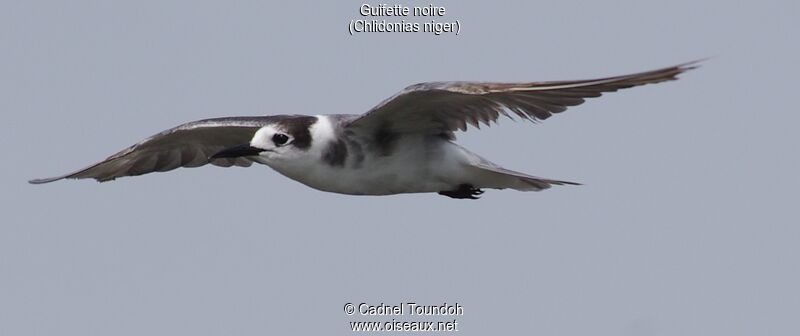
30, 62, 698, 199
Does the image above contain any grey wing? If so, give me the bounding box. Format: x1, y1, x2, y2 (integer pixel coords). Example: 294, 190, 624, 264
29, 116, 276, 184
346, 61, 699, 134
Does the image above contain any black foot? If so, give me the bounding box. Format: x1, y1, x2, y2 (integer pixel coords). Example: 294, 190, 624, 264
438, 184, 484, 199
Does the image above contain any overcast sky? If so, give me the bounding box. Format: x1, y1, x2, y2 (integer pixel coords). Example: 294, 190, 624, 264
2, 1, 798, 335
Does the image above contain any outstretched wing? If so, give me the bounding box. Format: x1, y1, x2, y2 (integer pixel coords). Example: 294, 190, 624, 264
29, 116, 278, 184
346, 61, 699, 134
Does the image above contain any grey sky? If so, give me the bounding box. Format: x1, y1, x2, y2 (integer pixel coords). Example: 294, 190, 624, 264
2, 1, 798, 335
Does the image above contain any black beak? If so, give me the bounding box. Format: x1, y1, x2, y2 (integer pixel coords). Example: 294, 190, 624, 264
211, 144, 265, 159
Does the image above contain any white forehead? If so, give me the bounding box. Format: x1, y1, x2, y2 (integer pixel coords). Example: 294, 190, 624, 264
251, 125, 279, 146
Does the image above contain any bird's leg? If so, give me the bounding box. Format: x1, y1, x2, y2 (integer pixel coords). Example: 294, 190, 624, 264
438, 184, 484, 199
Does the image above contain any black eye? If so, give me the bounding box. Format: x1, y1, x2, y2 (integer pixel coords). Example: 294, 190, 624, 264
272, 133, 289, 146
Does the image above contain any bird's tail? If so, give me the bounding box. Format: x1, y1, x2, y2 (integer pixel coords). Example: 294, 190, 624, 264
452, 142, 579, 191
468, 163, 580, 191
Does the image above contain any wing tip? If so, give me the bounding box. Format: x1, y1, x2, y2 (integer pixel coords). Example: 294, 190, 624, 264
30, 175, 114, 184
28, 176, 64, 184
671, 58, 707, 76
554, 180, 582, 186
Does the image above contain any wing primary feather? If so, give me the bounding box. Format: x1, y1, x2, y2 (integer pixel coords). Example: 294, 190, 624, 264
347, 61, 699, 135
29, 116, 277, 184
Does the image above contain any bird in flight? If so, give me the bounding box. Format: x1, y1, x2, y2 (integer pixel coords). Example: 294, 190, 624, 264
30, 62, 697, 199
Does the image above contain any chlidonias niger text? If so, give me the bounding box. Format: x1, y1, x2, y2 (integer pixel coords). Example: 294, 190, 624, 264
30, 62, 698, 199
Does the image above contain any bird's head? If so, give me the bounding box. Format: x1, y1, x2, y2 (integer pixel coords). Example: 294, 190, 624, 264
210, 116, 318, 163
